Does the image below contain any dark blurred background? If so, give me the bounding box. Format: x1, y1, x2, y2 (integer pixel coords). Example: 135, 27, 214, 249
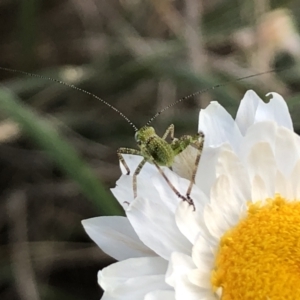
1, 0, 300, 299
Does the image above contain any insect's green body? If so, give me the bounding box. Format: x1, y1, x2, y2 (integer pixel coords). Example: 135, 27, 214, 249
118, 124, 204, 209
136, 126, 174, 167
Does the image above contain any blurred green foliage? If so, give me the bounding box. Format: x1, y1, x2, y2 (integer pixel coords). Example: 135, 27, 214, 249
0, 88, 121, 216
1, 0, 300, 300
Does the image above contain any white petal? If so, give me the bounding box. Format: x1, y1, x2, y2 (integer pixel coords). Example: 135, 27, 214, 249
127, 196, 192, 259
112, 164, 168, 208
290, 159, 300, 199
144, 290, 175, 300
112, 166, 178, 210
150, 167, 207, 213
192, 235, 215, 271
119, 154, 157, 177
100, 256, 168, 279
173, 276, 214, 300
111, 175, 134, 207
195, 145, 225, 197
100, 257, 169, 300
81, 216, 155, 261
275, 171, 293, 200
236, 88, 292, 135
260, 92, 293, 130
210, 175, 240, 227
216, 148, 251, 211
175, 200, 209, 244
114, 153, 179, 207
199, 101, 242, 152
151, 168, 188, 213
172, 145, 198, 181
165, 252, 195, 287
235, 90, 261, 135
239, 121, 277, 162
247, 142, 276, 198
274, 126, 300, 176
188, 269, 212, 290
166, 253, 214, 299
251, 175, 267, 202
203, 203, 230, 239
101, 295, 115, 300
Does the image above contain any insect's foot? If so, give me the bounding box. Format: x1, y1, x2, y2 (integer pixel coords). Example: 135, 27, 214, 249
186, 194, 196, 211
178, 194, 195, 211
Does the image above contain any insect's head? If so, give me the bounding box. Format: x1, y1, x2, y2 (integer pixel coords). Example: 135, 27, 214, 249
135, 126, 155, 144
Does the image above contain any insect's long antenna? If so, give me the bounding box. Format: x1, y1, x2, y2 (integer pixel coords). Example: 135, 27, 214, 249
146, 69, 284, 126
0, 66, 139, 132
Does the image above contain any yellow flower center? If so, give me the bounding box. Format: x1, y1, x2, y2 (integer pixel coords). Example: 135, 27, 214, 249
211, 195, 300, 300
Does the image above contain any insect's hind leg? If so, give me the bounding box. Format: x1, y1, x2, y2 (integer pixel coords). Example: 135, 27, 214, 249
170, 131, 205, 210
186, 132, 205, 200
162, 124, 175, 140
150, 159, 195, 209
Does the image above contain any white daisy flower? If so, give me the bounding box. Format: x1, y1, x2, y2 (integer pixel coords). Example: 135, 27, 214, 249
82, 90, 299, 299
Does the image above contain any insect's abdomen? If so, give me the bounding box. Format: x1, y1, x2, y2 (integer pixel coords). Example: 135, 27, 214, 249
147, 138, 174, 167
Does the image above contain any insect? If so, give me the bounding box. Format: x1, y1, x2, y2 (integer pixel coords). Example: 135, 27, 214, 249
0, 67, 281, 210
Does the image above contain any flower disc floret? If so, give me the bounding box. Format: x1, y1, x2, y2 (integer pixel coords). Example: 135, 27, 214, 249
212, 195, 300, 300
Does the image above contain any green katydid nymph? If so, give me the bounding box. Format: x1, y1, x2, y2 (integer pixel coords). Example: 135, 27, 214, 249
0, 67, 280, 210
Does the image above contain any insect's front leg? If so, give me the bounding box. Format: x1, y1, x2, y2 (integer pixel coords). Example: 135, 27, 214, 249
117, 148, 142, 175
132, 159, 147, 198
117, 148, 146, 199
